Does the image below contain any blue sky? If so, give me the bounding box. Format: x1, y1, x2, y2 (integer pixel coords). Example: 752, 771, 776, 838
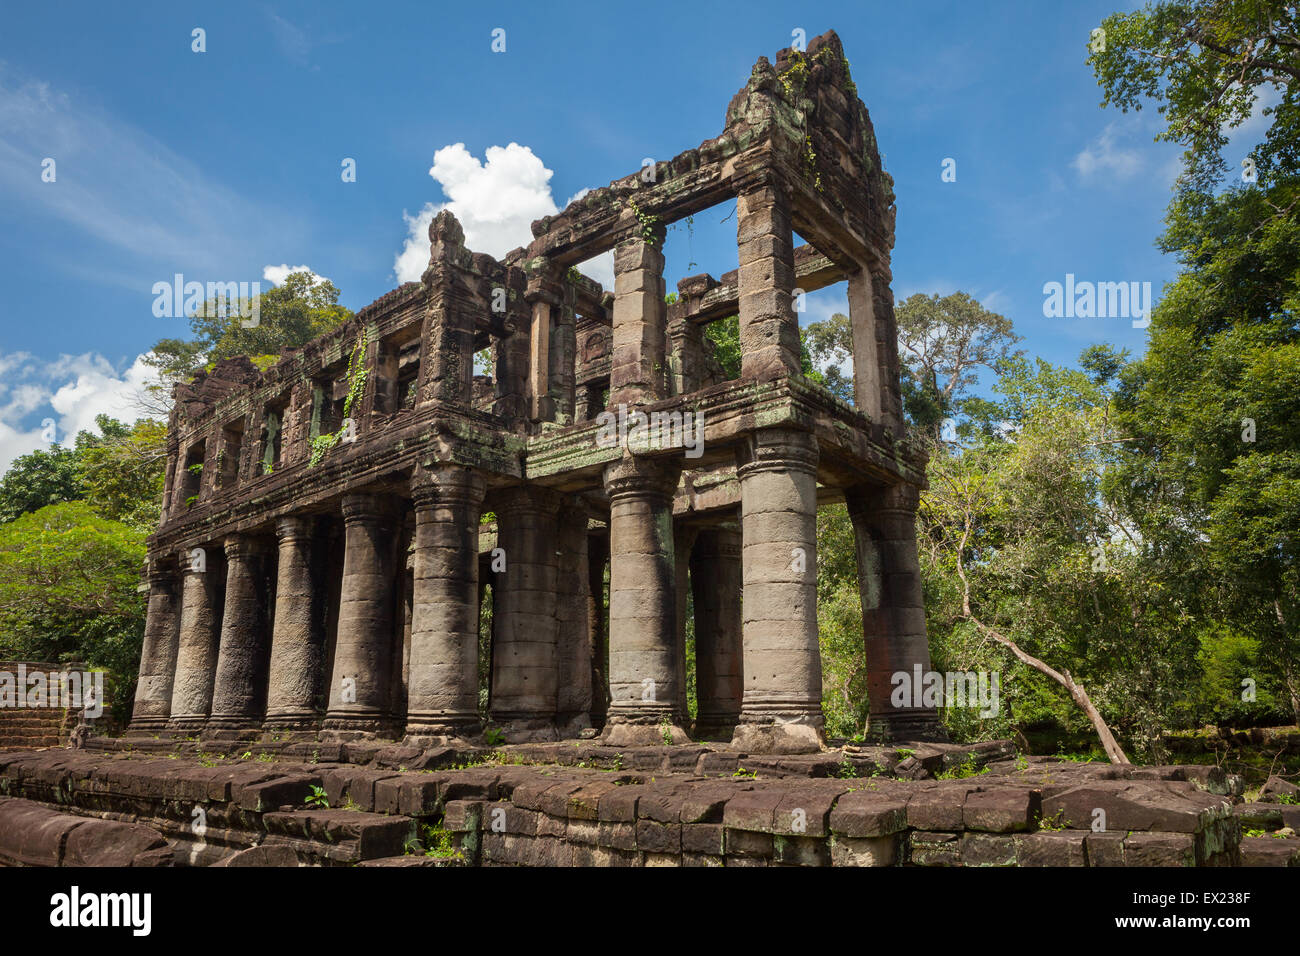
1, 0, 1247, 467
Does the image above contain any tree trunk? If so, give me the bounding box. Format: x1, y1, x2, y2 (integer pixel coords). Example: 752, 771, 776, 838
972, 619, 1130, 764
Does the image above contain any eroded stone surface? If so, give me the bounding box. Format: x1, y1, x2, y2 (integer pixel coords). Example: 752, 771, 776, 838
0, 748, 1281, 867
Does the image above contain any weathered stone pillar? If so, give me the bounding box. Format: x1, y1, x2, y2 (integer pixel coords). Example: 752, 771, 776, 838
872, 272, 905, 431
168, 549, 222, 729
405, 466, 486, 739
736, 177, 801, 381
555, 497, 593, 737
129, 555, 181, 731
208, 536, 272, 731
673, 524, 701, 725
323, 493, 399, 734
528, 298, 554, 422
264, 515, 322, 729
489, 486, 561, 741
731, 429, 823, 753
691, 527, 744, 739
587, 530, 610, 728
549, 290, 577, 424
610, 229, 668, 407
846, 483, 945, 742
601, 456, 689, 745
847, 267, 882, 420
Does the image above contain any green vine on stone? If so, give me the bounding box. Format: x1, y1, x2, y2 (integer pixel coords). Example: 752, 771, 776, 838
309, 328, 371, 467
625, 197, 660, 245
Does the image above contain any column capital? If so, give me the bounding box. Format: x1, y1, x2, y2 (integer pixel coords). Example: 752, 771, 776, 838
732, 164, 789, 200
275, 513, 315, 542
692, 526, 742, 561
340, 491, 396, 522
492, 483, 562, 517
602, 455, 680, 501
146, 553, 179, 586
846, 481, 919, 516
736, 428, 818, 479
614, 230, 667, 268
411, 464, 487, 510
223, 534, 270, 560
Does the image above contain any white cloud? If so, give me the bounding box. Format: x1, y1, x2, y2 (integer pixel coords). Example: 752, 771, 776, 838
394, 144, 616, 292
267, 13, 312, 66
574, 251, 615, 290
263, 264, 329, 286
0, 66, 279, 275
0, 351, 154, 472
1072, 124, 1142, 180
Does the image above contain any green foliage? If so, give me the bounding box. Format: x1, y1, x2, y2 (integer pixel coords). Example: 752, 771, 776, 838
703, 314, 741, 380
305, 785, 329, 808
147, 270, 352, 382
309, 329, 370, 467
895, 291, 1021, 437
801, 313, 855, 404
1088, 0, 1300, 195
1089, 2, 1300, 721
414, 823, 459, 859
0, 445, 83, 522
0, 502, 146, 722
624, 197, 660, 245
936, 755, 988, 780
74, 416, 168, 531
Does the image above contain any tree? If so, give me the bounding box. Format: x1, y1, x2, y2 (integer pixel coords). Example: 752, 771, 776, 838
1092, 0, 1300, 721
75, 416, 168, 532
0, 444, 83, 522
801, 312, 855, 404
894, 292, 1021, 435
920, 354, 1203, 761
146, 270, 353, 383
0, 501, 147, 722
1089, 0, 1300, 195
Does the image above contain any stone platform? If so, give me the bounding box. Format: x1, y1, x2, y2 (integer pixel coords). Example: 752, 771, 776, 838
1, 740, 1295, 867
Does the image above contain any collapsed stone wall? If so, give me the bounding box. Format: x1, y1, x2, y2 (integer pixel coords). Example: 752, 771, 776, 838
0, 661, 108, 750
1, 747, 1294, 867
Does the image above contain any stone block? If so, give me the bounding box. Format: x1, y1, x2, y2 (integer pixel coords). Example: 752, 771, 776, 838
829, 834, 897, 867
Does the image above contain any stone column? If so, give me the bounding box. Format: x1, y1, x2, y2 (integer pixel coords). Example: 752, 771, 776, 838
168, 548, 222, 729
610, 229, 668, 407
323, 493, 399, 734
692, 527, 744, 739
586, 530, 610, 728
668, 316, 705, 397
601, 456, 688, 745
555, 497, 593, 737
489, 487, 561, 741
736, 177, 801, 381
528, 298, 553, 422
731, 429, 823, 753
208, 536, 271, 731
549, 291, 577, 424
872, 272, 905, 431
847, 267, 882, 420
405, 466, 486, 739
846, 483, 945, 742
129, 555, 181, 731
264, 515, 322, 729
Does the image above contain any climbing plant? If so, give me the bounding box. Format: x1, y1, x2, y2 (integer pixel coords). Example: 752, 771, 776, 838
309, 329, 371, 467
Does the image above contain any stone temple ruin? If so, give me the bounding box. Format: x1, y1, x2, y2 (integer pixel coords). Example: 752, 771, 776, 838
128, 30, 943, 755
